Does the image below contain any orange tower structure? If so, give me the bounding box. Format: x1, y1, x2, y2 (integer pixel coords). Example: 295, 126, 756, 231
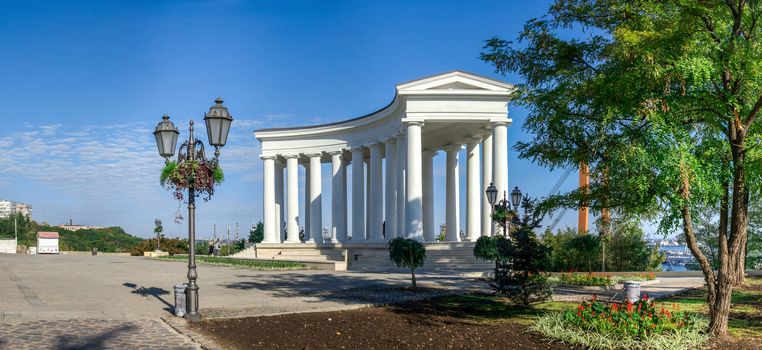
578, 162, 589, 234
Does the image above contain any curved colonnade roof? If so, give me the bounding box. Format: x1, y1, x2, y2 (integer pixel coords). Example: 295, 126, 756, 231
254, 70, 515, 162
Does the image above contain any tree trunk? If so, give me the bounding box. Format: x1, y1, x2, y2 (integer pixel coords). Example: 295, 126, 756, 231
681, 204, 716, 307
410, 266, 417, 290
707, 125, 751, 336
409, 248, 417, 290
734, 234, 747, 286
709, 269, 733, 336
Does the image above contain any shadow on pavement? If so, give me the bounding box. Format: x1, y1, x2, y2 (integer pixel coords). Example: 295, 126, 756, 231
55, 324, 136, 350
122, 282, 174, 313
219, 272, 481, 305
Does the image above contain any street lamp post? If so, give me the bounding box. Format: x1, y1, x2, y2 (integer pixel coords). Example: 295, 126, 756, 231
485, 183, 522, 236
153, 98, 233, 322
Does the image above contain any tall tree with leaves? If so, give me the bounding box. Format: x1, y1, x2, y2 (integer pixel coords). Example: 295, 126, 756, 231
481, 0, 761, 336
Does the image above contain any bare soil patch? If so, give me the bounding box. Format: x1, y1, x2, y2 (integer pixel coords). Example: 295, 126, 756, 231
192, 297, 574, 350
193, 285, 762, 350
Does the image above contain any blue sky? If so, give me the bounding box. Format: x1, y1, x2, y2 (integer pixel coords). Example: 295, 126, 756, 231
0, 0, 615, 239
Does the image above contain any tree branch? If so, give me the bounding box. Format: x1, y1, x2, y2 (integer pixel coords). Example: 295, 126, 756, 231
744, 94, 762, 129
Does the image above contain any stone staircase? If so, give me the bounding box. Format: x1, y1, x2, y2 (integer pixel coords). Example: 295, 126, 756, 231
232, 244, 348, 271
231, 242, 492, 273
348, 242, 493, 273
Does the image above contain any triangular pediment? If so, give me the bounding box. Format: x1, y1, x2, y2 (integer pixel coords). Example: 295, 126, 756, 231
428, 81, 484, 90
397, 70, 514, 93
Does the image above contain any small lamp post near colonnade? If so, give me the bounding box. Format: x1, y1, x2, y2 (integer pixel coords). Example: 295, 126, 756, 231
485, 183, 522, 236
153, 98, 233, 322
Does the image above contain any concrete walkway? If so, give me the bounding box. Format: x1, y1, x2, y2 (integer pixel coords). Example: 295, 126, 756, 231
551, 277, 706, 302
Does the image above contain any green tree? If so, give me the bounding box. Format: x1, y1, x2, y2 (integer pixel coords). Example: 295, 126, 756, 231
248, 222, 263, 243
497, 228, 553, 305
130, 237, 187, 256
0, 213, 36, 246
474, 235, 511, 279
481, 0, 762, 335
606, 218, 664, 272
388, 237, 426, 290
566, 234, 601, 273
543, 227, 578, 271
748, 199, 762, 269
694, 200, 762, 270
476, 196, 552, 304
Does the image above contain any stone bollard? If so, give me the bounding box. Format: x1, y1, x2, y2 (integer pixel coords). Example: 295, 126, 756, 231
623, 281, 641, 303
174, 283, 188, 317
92, 247, 98, 256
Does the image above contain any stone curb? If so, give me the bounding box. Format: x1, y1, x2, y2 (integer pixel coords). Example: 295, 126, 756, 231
161, 316, 222, 350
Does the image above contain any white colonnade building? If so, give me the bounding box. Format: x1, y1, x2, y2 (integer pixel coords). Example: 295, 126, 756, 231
255, 71, 514, 246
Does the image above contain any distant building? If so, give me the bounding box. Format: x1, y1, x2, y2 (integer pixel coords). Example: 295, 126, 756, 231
0, 201, 12, 218
58, 218, 102, 231
0, 200, 32, 219
15, 203, 32, 218
37, 231, 59, 254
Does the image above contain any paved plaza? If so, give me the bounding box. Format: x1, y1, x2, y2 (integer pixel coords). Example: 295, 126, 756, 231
0, 254, 705, 349
0, 254, 483, 348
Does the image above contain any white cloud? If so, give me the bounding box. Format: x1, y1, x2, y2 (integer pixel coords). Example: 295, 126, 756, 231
0, 118, 266, 199
0, 113, 341, 236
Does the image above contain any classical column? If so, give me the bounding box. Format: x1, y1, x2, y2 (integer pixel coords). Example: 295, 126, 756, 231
342, 157, 349, 239
396, 133, 406, 238
330, 151, 345, 242
422, 150, 437, 241
285, 155, 300, 243
481, 128, 494, 236
308, 153, 323, 243
405, 121, 424, 240
351, 147, 365, 241
492, 121, 509, 206
262, 156, 278, 243
365, 158, 371, 237
444, 145, 461, 242
274, 160, 285, 242
303, 162, 311, 241
369, 143, 383, 241
465, 138, 482, 242
384, 138, 397, 239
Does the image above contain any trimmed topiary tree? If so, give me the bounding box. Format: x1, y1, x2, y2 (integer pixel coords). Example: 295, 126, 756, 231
389, 237, 426, 290
474, 235, 508, 278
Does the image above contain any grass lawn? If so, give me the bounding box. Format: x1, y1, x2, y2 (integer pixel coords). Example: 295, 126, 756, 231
664, 277, 762, 339
154, 255, 306, 270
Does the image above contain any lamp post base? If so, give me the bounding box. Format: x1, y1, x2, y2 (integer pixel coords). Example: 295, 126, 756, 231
185, 283, 200, 322
185, 312, 200, 322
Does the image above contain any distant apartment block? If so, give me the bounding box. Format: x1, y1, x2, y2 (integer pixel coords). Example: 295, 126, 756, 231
0, 200, 32, 219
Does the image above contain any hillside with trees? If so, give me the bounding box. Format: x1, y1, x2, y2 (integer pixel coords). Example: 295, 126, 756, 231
0, 213, 143, 253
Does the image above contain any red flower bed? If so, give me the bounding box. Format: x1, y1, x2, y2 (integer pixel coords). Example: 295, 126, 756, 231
564, 294, 688, 339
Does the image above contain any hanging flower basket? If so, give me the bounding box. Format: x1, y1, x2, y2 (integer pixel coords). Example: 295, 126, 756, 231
160, 159, 224, 202
491, 207, 510, 223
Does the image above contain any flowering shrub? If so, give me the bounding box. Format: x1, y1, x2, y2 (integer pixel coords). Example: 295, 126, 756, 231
558, 272, 657, 286
610, 272, 657, 284
629, 272, 657, 281
160, 160, 224, 202
564, 294, 689, 339
560, 272, 615, 286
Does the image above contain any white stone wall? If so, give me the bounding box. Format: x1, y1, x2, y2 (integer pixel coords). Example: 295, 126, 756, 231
0, 239, 17, 254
